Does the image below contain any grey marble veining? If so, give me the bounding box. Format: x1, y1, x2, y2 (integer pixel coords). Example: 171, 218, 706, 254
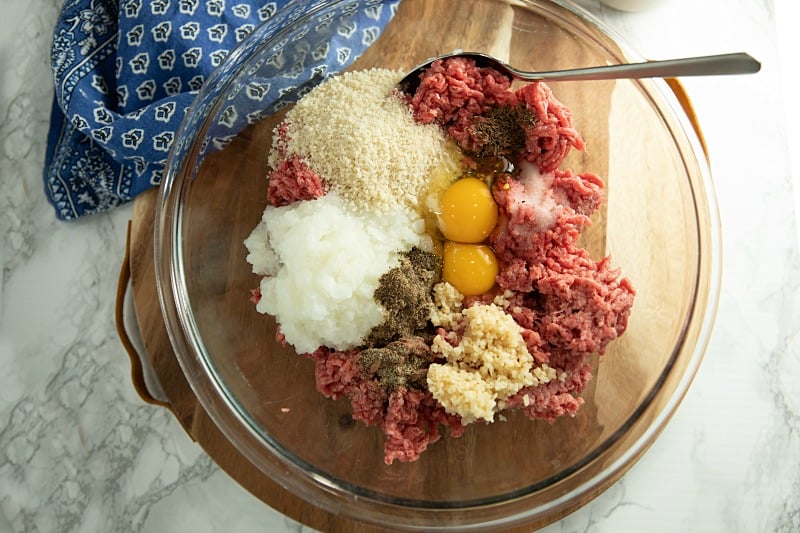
0, 1, 296, 531
1, 0, 798, 532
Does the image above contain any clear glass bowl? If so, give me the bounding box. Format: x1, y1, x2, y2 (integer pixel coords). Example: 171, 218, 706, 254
155, 0, 720, 529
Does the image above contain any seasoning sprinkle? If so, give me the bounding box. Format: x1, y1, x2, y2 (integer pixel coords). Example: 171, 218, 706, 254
365, 247, 442, 347
475, 105, 536, 158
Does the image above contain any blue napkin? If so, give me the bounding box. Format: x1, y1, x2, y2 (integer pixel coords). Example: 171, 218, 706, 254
44, 0, 399, 220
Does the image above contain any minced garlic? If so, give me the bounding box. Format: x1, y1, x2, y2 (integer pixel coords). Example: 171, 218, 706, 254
426, 284, 557, 424
429, 281, 465, 330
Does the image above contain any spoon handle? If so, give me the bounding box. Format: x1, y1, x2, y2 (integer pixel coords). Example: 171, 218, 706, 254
516, 52, 761, 81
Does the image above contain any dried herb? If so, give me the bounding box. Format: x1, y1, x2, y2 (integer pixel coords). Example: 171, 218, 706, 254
474, 104, 536, 158
358, 337, 434, 391
365, 247, 442, 347
359, 248, 442, 391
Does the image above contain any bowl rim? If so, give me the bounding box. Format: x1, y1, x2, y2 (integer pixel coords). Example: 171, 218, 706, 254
154, 0, 722, 529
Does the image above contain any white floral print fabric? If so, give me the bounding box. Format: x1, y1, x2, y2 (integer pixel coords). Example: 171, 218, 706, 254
45, 0, 398, 220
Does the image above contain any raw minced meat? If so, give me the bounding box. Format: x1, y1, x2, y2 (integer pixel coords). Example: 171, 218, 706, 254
410, 56, 585, 170
410, 57, 515, 151
309, 345, 463, 463
267, 155, 326, 207
515, 80, 586, 172
382, 387, 465, 465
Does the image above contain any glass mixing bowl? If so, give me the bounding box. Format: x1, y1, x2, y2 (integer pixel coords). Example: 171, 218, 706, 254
155, 0, 720, 529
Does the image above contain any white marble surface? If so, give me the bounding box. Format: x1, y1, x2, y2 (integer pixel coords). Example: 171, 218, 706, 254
1, 0, 798, 531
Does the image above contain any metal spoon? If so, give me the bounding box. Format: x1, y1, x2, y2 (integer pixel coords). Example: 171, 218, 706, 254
398, 51, 760, 93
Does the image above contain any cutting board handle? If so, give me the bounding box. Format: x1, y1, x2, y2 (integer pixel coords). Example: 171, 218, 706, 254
115, 222, 172, 409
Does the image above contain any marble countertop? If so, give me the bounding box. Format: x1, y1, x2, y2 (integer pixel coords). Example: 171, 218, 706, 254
1, 0, 798, 531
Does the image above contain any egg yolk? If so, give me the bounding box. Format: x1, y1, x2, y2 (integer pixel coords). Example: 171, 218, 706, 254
443, 242, 499, 296
438, 177, 498, 243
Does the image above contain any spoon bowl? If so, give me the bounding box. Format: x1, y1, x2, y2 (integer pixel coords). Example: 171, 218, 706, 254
398, 51, 760, 93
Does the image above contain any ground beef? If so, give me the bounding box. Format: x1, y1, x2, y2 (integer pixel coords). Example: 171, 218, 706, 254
348, 379, 388, 427
491, 172, 595, 270
515, 82, 585, 172
537, 257, 634, 357
490, 170, 634, 357
310, 347, 362, 399
267, 155, 326, 207
382, 387, 464, 464
249, 287, 261, 304
552, 168, 605, 216
309, 343, 464, 464
410, 57, 515, 151
409, 56, 585, 171
485, 156, 634, 425
504, 367, 591, 422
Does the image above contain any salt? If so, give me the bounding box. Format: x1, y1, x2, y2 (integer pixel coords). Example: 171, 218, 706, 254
516, 161, 558, 232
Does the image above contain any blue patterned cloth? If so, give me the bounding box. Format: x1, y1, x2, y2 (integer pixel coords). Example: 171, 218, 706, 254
45, 0, 398, 220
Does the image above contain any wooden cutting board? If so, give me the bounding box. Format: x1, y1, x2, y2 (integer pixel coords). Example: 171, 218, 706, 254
115, 1, 706, 530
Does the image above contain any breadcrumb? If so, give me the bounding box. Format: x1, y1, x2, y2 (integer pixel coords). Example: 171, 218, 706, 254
271, 68, 461, 213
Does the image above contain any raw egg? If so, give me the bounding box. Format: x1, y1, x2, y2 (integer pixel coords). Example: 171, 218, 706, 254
438, 177, 498, 243
442, 242, 499, 296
